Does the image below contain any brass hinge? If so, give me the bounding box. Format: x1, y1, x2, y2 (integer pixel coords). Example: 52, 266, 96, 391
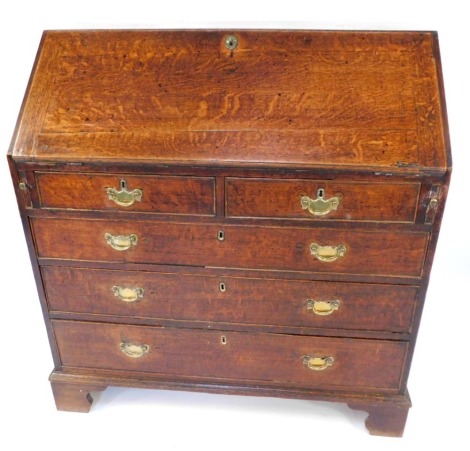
17, 174, 32, 209
425, 186, 440, 224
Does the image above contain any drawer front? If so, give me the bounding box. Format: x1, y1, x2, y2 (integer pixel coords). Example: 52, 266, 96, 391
36, 172, 216, 216
43, 266, 418, 333
32, 218, 428, 277
226, 178, 420, 222
53, 320, 407, 391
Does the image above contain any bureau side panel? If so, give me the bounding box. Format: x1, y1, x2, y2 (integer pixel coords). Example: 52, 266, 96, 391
400, 172, 451, 390
7, 159, 61, 367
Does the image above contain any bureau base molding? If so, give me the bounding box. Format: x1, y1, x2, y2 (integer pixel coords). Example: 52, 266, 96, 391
49, 371, 411, 437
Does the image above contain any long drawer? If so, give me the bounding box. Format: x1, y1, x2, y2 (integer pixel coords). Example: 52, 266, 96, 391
32, 218, 428, 277
43, 266, 418, 333
53, 320, 407, 391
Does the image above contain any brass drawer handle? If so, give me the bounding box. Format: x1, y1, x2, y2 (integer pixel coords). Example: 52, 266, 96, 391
112, 286, 144, 303
310, 243, 346, 262
120, 341, 150, 358
307, 299, 340, 316
301, 188, 341, 216
105, 233, 138, 251
303, 355, 334, 371
106, 179, 143, 207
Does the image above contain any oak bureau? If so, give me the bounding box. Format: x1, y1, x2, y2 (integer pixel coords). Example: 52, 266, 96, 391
8, 30, 451, 436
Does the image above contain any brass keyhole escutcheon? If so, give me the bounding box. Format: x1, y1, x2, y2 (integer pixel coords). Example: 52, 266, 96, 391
221, 335, 227, 345
225, 34, 238, 50
219, 282, 226, 292
106, 178, 143, 207
217, 230, 225, 241
301, 188, 341, 217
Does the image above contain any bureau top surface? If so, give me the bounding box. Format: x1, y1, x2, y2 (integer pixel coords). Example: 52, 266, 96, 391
9, 30, 450, 173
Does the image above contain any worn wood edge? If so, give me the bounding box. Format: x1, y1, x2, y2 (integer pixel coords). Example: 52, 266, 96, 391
431, 32, 452, 173
36, 258, 423, 286
11, 154, 449, 175
13, 159, 450, 182
25, 207, 435, 233
41, 28, 436, 35
7, 31, 47, 156
47, 312, 412, 341
37, 259, 422, 287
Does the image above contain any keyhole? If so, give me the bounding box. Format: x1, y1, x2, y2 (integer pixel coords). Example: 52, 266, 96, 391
317, 188, 325, 198
219, 282, 226, 292
217, 230, 225, 241
224, 35, 238, 50
120, 179, 127, 190
221, 335, 227, 345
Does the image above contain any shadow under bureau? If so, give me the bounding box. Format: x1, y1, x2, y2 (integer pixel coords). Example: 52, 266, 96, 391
8, 30, 451, 436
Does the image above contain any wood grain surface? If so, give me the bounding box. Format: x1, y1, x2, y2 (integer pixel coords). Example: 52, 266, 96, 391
226, 177, 420, 222
10, 30, 448, 173
53, 319, 407, 391
42, 266, 418, 333
32, 217, 429, 277
36, 172, 215, 215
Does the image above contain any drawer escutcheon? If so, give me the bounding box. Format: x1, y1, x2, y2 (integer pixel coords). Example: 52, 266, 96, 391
106, 179, 143, 207
301, 188, 342, 216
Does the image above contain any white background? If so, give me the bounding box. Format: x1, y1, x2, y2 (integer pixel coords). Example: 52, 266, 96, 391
1, 1, 468, 450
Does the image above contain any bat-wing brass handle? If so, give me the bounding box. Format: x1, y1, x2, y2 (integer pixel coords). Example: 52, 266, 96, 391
106, 179, 142, 207
307, 299, 340, 316
301, 188, 341, 216
310, 243, 346, 262
120, 341, 150, 359
303, 355, 334, 371
105, 233, 138, 251
112, 286, 144, 303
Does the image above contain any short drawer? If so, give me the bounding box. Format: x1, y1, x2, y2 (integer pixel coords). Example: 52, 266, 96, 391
226, 178, 420, 222
53, 320, 407, 391
43, 266, 418, 333
36, 172, 216, 216
32, 218, 428, 277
